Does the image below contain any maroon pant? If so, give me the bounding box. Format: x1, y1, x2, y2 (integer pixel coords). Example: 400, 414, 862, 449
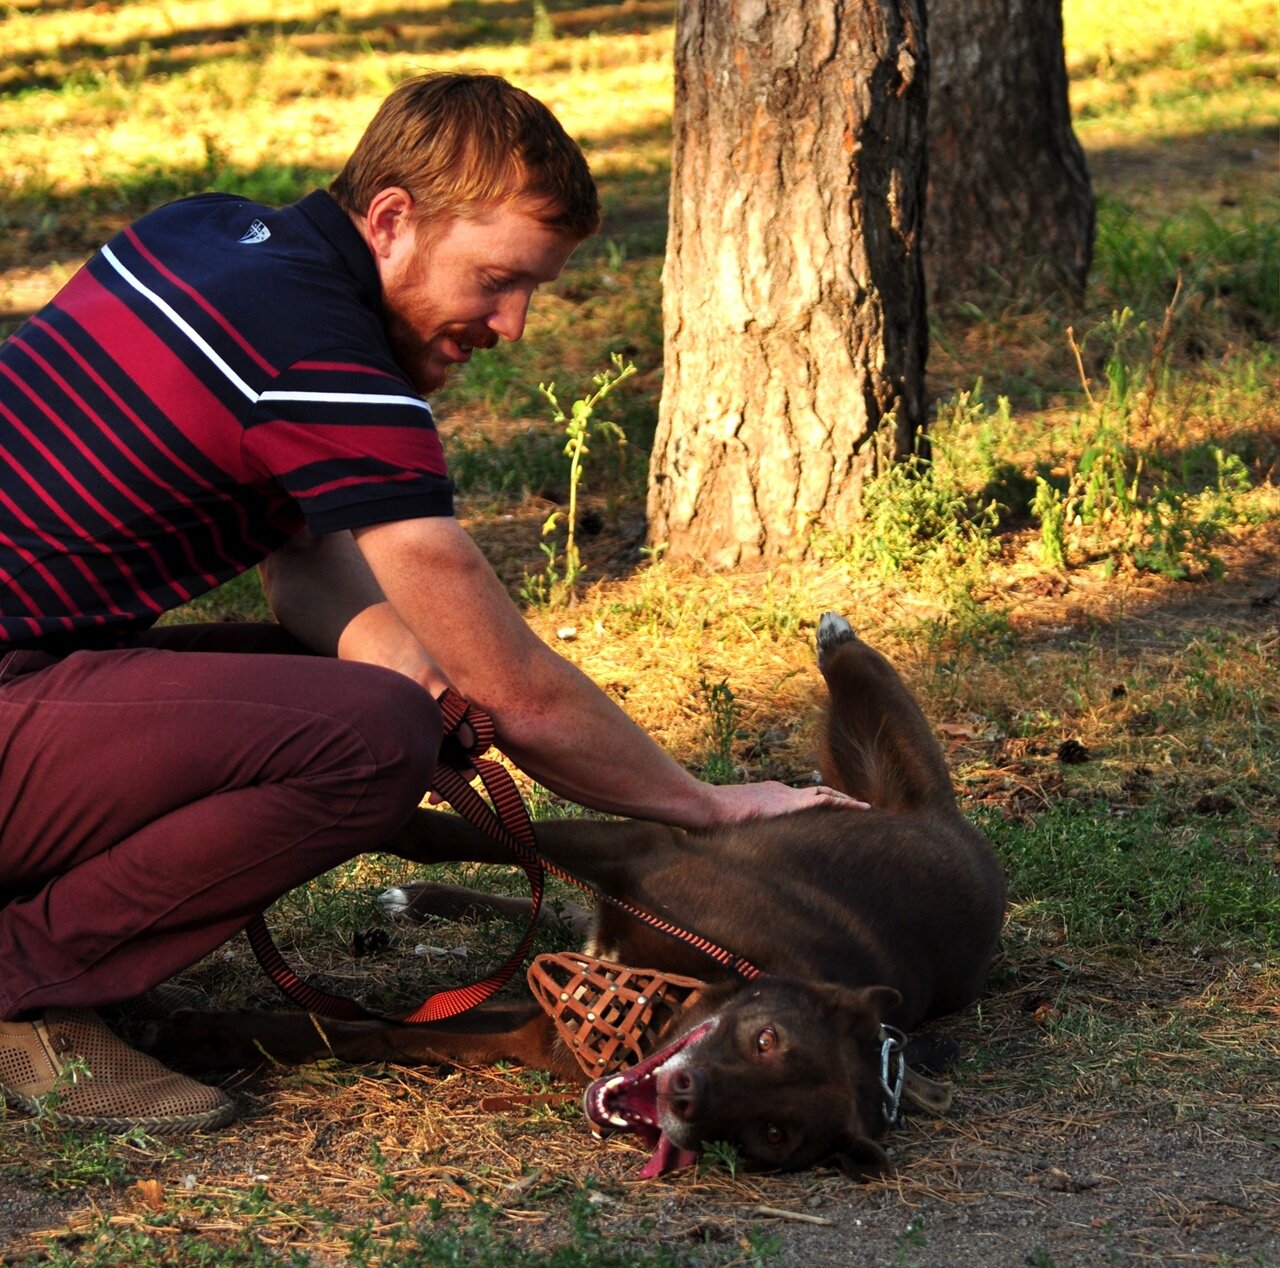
0, 624, 441, 1019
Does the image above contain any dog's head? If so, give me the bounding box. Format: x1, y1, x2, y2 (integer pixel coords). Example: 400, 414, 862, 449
582, 975, 901, 1178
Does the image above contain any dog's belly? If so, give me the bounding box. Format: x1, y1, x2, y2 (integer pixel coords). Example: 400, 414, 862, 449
582, 809, 1001, 1029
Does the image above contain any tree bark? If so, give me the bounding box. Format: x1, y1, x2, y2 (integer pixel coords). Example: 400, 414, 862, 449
925, 0, 1095, 303
649, 0, 929, 568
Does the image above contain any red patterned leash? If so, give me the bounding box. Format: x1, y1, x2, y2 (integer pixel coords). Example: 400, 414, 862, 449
246, 688, 760, 1025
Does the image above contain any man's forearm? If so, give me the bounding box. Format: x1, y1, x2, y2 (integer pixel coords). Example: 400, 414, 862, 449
476, 648, 722, 824
352, 516, 865, 828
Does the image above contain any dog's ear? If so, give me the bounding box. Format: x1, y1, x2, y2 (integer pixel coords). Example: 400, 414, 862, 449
828, 1131, 890, 1181
815, 982, 901, 1018
851, 984, 902, 1020
815, 983, 902, 1041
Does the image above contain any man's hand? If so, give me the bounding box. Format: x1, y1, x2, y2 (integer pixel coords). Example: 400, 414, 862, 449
701, 781, 871, 823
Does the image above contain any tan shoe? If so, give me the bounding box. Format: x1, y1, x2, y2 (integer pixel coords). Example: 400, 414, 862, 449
0, 1008, 236, 1133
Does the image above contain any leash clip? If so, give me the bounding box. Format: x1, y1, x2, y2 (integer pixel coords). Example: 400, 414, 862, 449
878, 1024, 906, 1127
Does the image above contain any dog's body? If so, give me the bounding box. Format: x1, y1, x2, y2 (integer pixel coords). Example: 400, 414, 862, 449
151, 616, 1004, 1175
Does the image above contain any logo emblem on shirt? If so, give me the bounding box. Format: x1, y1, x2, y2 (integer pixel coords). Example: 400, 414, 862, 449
238, 220, 271, 244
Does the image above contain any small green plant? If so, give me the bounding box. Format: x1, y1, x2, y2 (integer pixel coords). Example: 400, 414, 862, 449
522, 353, 635, 608
891, 1216, 928, 1267
530, 0, 555, 43
838, 445, 1000, 601
30, 1050, 91, 1124
699, 1138, 743, 1177
698, 675, 739, 784
1033, 475, 1069, 567
1030, 302, 1256, 578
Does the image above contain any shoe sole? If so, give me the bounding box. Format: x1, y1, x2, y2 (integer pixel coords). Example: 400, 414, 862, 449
2, 1087, 237, 1134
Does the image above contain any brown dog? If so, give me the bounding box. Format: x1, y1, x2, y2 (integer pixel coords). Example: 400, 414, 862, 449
149, 615, 1005, 1177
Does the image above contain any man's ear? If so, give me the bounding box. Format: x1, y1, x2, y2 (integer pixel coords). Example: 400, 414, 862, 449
362, 187, 416, 261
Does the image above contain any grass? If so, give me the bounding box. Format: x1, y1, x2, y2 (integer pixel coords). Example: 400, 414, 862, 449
990, 800, 1279, 950
2, 0, 1279, 1263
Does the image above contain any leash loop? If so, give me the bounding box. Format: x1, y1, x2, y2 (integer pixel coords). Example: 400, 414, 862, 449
248, 687, 543, 1024
248, 686, 762, 1025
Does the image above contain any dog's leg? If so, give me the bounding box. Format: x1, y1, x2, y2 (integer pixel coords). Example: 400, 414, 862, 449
383, 807, 518, 867
385, 811, 689, 908
378, 879, 592, 941
816, 613, 957, 812
147, 1003, 575, 1077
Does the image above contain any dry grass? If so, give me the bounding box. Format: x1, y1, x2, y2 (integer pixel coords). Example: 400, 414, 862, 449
2, 0, 1279, 1263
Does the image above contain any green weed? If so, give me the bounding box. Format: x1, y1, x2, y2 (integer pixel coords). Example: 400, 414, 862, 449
531, 0, 556, 45
1029, 305, 1260, 578
1036, 993, 1276, 1104
522, 354, 635, 607
699, 1138, 743, 1177
891, 1217, 928, 1268
819, 444, 1000, 608
1093, 198, 1279, 342
337, 1166, 726, 1267
697, 675, 739, 785
25, 1122, 160, 1191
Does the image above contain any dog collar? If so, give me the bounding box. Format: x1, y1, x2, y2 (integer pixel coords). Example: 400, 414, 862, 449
527, 952, 708, 1080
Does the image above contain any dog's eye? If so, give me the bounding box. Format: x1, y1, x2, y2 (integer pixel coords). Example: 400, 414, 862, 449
762, 1122, 786, 1147
756, 1025, 777, 1054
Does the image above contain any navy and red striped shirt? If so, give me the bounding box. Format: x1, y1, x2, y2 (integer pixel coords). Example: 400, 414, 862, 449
0, 190, 454, 651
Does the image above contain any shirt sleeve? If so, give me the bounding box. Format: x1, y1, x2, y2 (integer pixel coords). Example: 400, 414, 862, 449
240, 354, 455, 534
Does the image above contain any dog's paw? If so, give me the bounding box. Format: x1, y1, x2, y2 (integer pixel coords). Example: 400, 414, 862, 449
816, 612, 855, 671
377, 886, 414, 918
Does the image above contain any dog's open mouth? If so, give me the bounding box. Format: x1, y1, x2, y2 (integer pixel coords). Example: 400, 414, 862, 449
582, 1018, 716, 1178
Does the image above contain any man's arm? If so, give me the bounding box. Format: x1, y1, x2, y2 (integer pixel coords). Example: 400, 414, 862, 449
348, 516, 863, 828
261, 528, 451, 696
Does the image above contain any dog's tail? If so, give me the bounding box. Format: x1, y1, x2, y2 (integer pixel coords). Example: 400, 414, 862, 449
815, 614, 956, 813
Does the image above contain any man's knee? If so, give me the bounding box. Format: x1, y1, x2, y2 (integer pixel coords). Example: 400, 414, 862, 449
352, 667, 443, 817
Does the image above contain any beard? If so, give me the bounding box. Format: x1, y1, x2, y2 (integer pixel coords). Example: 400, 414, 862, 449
383, 293, 497, 396
386, 319, 447, 395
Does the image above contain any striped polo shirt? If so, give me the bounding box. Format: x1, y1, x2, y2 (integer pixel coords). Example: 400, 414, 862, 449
0, 190, 454, 652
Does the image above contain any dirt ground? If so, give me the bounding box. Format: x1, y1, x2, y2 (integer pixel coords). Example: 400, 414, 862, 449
2, 1022, 1277, 1266
2, 532, 1278, 1266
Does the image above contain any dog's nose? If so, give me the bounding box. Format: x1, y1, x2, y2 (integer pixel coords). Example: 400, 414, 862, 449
664, 1067, 706, 1122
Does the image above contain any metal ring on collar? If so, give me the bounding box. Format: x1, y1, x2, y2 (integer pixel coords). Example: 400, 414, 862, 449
879, 1023, 907, 1126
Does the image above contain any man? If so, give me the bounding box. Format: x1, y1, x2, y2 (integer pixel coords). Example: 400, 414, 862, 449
0, 74, 860, 1134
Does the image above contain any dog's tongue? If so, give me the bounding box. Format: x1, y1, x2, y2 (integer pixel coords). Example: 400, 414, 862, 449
639, 1132, 700, 1179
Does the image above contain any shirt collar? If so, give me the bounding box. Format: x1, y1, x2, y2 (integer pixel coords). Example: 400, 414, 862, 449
295, 190, 382, 310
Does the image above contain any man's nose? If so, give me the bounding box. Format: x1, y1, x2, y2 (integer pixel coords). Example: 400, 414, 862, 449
488, 291, 531, 342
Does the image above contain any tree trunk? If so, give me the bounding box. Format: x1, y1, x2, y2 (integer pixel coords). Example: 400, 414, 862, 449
925, 0, 1095, 303
649, 0, 929, 568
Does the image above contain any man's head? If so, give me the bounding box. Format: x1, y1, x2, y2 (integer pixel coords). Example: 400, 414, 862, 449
330, 72, 599, 240
334, 73, 599, 393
